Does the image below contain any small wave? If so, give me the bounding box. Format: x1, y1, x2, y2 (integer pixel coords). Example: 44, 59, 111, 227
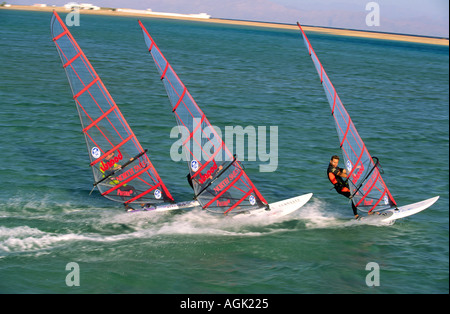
0, 225, 142, 254
291, 198, 343, 229
0, 209, 285, 255
285, 198, 394, 229
0, 197, 396, 256
108, 208, 292, 237
0, 226, 81, 254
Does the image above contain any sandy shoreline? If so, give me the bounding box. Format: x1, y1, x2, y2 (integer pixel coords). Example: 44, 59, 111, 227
2, 4, 448, 46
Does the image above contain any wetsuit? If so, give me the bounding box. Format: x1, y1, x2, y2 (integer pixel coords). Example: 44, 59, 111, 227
100, 161, 137, 200
327, 163, 358, 216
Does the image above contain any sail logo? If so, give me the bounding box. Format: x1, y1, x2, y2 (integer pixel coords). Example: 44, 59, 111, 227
249, 195, 256, 206
100, 150, 123, 172
351, 163, 365, 184
217, 199, 230, 207
191, 160, 199, 172
362, 171, 379, 193
91, 147, 101, 159
213, 167, 240, 194
346, 160, 352, 172
214, 177, 229, 194
198, 160, 218, 185
117, 188, 133, 197
154, 189, 162, 200
115, 160, 147, 182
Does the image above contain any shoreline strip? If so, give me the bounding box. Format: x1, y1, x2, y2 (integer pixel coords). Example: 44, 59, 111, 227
2, 4, 448, 46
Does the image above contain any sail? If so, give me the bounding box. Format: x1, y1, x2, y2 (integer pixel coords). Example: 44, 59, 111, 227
51, 11, 174, 206
138, 20, 268, 215
297, 22, 396, 212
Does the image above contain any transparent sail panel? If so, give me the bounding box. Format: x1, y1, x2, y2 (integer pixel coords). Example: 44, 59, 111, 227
51, 11, 173, 205
139, 20, 267, 214
298, 22, 396, 212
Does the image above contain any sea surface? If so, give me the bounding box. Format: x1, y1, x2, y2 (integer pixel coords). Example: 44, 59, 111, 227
0, 9, 448, 294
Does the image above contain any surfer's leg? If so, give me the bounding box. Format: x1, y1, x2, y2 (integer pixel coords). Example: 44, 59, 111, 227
337, 189, 358, 217
351, 202, 358, 216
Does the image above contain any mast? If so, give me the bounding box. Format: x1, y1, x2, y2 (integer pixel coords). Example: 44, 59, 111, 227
138, 20, 268, 215
51, 11, 174, 206
297, 22, 396, 212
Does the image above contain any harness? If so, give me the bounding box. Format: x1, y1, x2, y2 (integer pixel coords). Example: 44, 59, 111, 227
327, 163, 349, 192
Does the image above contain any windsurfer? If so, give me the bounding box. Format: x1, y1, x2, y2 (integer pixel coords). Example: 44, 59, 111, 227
100, 151, 137, 204
186, 162, 224, 190
101, 151, 122, 177
327, 155, 359, 219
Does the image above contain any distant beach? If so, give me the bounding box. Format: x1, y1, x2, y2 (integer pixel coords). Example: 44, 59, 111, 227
2, 4, 448, 46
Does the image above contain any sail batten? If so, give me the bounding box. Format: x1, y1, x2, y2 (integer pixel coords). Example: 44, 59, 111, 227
82, 104, 118, 133
139, 20, 268, 214
51, 11, 174, 206
297, 22, 396, 212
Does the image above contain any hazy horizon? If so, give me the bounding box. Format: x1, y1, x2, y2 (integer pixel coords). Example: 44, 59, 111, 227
9, 0, 449, 37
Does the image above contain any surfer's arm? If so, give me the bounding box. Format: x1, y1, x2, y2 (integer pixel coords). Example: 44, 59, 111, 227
338, 167, 348, 178
112, 164, 122, 170
114, 157, 135, 171
331, 167, 347, 178
328, 172, 338, 185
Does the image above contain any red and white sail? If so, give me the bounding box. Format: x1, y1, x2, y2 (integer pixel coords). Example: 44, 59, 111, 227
139, 20, 268, 215
51, 11, 173, 206
297, 22, 396, 212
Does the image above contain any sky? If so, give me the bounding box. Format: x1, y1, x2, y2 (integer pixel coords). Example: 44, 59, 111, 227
10, 0, 449, 37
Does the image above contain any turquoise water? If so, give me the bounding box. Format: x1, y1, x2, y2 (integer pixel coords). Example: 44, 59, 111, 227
0, 10, 448, 294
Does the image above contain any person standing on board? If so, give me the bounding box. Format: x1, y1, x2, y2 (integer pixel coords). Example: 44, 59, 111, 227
327, 155, 359, 219
100, 151, 122, 180
99, 150, 137, 208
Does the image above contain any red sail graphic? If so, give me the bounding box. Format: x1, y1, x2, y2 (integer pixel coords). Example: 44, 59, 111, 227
139, 20, 268, 214
51, 11, 173, 206
297, 22, 396, 212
